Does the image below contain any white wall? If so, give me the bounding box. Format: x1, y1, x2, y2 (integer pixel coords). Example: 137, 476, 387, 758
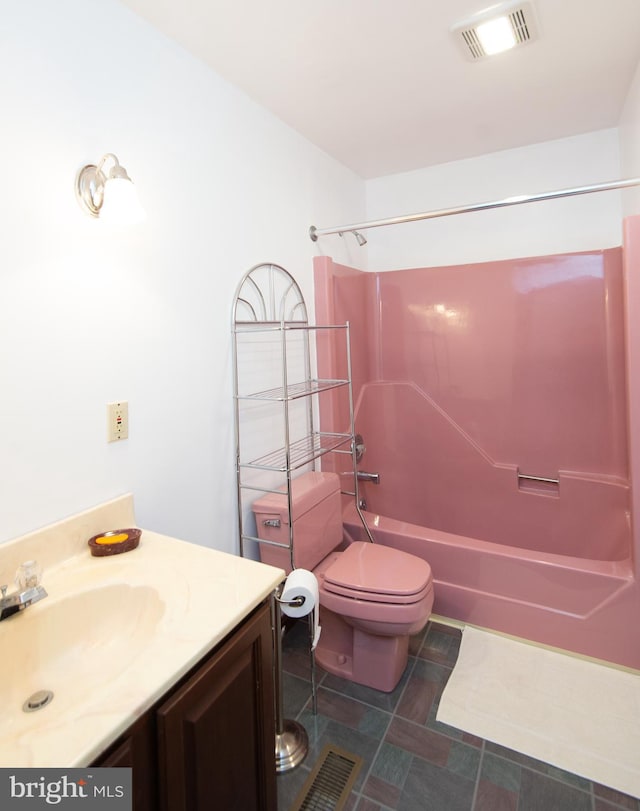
0, 0, 365, 550
365, 130, 622, 270
619, 57, 640, 216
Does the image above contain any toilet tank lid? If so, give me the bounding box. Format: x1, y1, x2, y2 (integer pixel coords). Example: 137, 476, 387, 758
324, 541, 432, 597
251, 471, 341, 523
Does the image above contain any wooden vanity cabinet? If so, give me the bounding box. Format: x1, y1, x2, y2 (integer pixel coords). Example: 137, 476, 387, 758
92, 600, 276, 811
157, 598, 277, 811
95, 712, 158, 811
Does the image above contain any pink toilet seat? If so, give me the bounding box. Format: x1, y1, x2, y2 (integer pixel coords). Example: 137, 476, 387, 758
322, 542, 433, 605
314, 542, 435, 689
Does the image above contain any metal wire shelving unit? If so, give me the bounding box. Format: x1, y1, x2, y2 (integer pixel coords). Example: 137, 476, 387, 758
232, 262, 367, 570
232, 262, 373, 772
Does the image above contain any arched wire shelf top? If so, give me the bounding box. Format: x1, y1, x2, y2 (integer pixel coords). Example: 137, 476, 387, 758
233, 263, 308, 327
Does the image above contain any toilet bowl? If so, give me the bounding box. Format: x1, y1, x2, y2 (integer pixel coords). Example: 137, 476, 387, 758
253, 472, 434, 692
314, 543, 433, 691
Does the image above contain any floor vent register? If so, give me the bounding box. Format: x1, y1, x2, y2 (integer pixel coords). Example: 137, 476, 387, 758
290, 744, 363, 811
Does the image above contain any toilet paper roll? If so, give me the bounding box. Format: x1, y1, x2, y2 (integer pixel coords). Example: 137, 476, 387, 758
280, 569, 318, 618
280, 569, 321, 650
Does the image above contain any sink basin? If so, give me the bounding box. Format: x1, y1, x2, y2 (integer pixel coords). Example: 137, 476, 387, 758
0, 584, 165, 716
0, 495, 285, 767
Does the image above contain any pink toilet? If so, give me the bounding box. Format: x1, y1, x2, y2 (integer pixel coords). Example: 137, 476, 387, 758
253, 471, 434, 692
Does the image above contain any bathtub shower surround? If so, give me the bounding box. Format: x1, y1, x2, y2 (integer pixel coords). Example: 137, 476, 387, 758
313, 216, 640, 671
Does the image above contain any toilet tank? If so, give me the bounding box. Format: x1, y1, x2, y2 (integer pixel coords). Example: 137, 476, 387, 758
252, 471, 343, 573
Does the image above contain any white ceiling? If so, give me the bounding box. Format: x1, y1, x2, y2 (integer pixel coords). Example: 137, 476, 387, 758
119, 0, 640, 179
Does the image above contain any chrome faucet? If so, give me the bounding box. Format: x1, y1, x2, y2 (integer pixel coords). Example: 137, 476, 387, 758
0, 585, 48, 620
0, 561, 47, 621
357, 471, 381, 485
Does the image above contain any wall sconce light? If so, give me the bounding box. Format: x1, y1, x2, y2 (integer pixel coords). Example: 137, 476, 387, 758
76, 153, 145, 223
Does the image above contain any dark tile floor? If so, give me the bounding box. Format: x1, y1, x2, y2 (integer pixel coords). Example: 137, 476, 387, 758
277, 620, 640, 811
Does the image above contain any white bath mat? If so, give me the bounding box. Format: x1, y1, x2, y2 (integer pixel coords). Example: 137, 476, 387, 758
437, 626, 640, 798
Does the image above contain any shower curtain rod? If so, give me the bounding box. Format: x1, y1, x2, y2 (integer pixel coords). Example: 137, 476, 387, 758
308, 176, 640, 242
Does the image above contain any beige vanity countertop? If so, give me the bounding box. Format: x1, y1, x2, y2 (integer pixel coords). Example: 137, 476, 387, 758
0, 495, 285, 768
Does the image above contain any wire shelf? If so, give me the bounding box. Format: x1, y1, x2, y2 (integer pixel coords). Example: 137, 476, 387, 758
241, 432, 352, 471
233, 262, 374, 568
237, 379, 349, 402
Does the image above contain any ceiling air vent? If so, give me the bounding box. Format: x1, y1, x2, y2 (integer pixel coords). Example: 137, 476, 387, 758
451, 1, 539, 61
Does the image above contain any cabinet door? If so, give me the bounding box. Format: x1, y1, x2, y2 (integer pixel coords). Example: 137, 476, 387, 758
157, 602, 276, 811
92, 713, 157, 811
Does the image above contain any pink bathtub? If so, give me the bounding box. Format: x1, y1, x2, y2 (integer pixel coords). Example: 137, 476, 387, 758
342, 501, 634, 667
314, 217, 640, 671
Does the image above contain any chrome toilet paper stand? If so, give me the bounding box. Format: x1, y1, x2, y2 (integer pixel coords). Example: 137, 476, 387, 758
272, 587, 314, 773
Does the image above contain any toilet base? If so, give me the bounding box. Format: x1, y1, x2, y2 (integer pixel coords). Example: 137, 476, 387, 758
315, 606, 410, 692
